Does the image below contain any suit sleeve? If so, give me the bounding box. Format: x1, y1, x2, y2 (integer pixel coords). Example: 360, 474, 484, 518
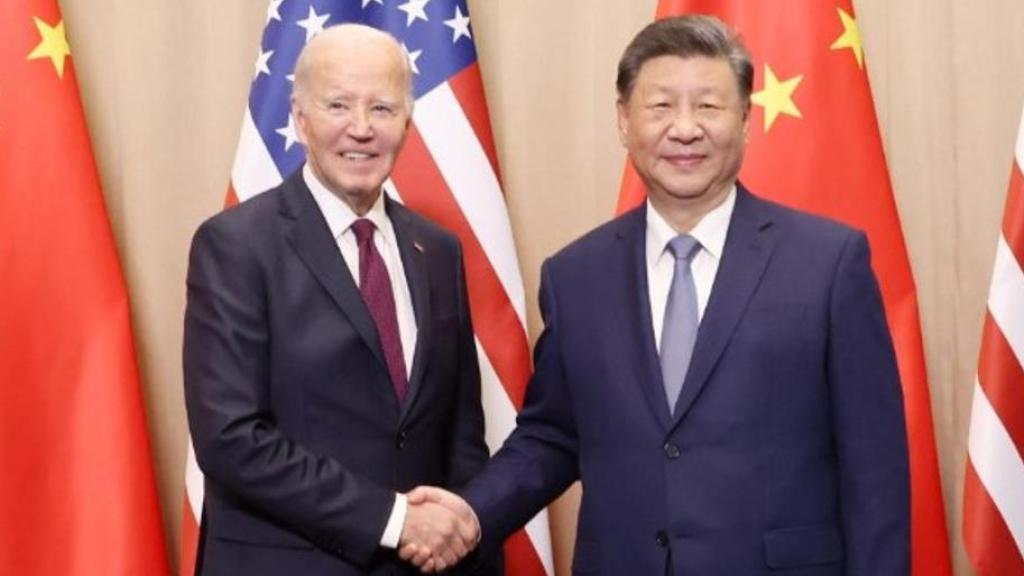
183, 218, 393, 566
462, 259, 581, 556
826, 232, 910, 575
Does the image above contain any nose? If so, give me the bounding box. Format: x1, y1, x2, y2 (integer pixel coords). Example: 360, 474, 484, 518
346, 107, 374, 140
668, 108, 703, 142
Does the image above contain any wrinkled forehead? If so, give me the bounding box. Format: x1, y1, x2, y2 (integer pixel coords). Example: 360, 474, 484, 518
294, 26, 411, 98
631, 55, 740, 95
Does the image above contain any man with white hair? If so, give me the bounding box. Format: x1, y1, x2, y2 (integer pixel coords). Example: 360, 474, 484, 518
184, 25, 492, 575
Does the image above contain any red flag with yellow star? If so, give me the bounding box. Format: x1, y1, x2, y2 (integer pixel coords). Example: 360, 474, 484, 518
618, 2, 952, 575
0, 1, 169, 574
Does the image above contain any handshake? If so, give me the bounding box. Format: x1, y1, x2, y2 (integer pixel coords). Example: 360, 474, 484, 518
397, 486, 481, 573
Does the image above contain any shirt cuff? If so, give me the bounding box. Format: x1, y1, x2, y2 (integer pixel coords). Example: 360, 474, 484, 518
379, 493, 407, 548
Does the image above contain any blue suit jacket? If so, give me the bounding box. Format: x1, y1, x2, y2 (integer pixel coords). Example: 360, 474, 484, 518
463, 185, 909, 575
184, 170, 495, 575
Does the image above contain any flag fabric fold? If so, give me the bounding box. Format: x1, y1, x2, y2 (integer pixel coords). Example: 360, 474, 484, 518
963, 105, 1024, 576
180, 2, 552, 575
0, 1, 169, 574
619, 2, 952, 574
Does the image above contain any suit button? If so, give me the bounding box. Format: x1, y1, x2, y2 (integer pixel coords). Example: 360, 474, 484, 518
397, 430, 407, 450
663, 442, 681, 459
655, 530, 669, 547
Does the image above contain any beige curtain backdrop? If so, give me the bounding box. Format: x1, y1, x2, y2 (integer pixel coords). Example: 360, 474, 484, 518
58, 0, 1024, 574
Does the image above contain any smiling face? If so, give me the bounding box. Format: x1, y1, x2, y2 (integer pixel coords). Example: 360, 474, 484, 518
617, 54, 749, 221
292, 26, 412, 214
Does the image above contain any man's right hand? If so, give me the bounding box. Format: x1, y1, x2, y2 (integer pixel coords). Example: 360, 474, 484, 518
398, 486, 480, 573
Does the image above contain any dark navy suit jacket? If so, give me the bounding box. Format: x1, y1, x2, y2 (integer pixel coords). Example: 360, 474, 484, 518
184, 170, 493, 575
463, 185, 909, 575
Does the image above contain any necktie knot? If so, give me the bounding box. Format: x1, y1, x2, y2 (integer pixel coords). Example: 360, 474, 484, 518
351, 218, 376, 245
667, 234, 701, 263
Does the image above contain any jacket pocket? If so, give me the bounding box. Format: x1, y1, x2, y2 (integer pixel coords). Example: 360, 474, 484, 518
763, 523, 842, 568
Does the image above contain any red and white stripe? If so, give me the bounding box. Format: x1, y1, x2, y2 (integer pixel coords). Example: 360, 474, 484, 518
963, 105, 1024, 576
180, 66, 552, 575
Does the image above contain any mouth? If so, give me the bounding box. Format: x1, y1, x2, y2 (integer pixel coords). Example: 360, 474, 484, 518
340, 151, 378, 161
663, 152, 706, 168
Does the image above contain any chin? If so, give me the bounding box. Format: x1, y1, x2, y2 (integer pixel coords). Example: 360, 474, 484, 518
660, 188, 715, 202
334, 177, 379, 192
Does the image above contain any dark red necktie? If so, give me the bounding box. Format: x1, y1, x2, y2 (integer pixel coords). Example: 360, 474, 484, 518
350, 219, 408, 402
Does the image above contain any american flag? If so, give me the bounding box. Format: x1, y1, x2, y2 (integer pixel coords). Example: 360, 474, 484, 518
963, 105, 1024, 575
180, 1, 552, 574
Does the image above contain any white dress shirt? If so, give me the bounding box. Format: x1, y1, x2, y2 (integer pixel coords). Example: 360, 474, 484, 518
646, 187, 736, 352
304, 165, 414, 548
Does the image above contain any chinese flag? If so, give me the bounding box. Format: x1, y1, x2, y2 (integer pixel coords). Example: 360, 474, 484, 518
0, 1, 169, 574
618, 1, 952, 575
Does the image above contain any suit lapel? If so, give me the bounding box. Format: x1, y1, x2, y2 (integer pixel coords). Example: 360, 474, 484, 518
669, 186, 775, 429
388, 199, 431, 421
280, 174, 388, 369
614, 206, 673, 430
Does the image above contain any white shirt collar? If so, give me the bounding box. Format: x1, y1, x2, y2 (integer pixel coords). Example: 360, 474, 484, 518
646, 185, 736, 263
303, 164, 394, 242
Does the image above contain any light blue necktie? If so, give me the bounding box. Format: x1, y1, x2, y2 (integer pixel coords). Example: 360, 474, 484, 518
660, 234, 701, 415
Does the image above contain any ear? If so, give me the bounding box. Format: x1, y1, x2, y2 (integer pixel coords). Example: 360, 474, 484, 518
742, 100, 751, 142
616, 99, 630, 147
291, 96, 309, 147
396, 115, 412, 150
